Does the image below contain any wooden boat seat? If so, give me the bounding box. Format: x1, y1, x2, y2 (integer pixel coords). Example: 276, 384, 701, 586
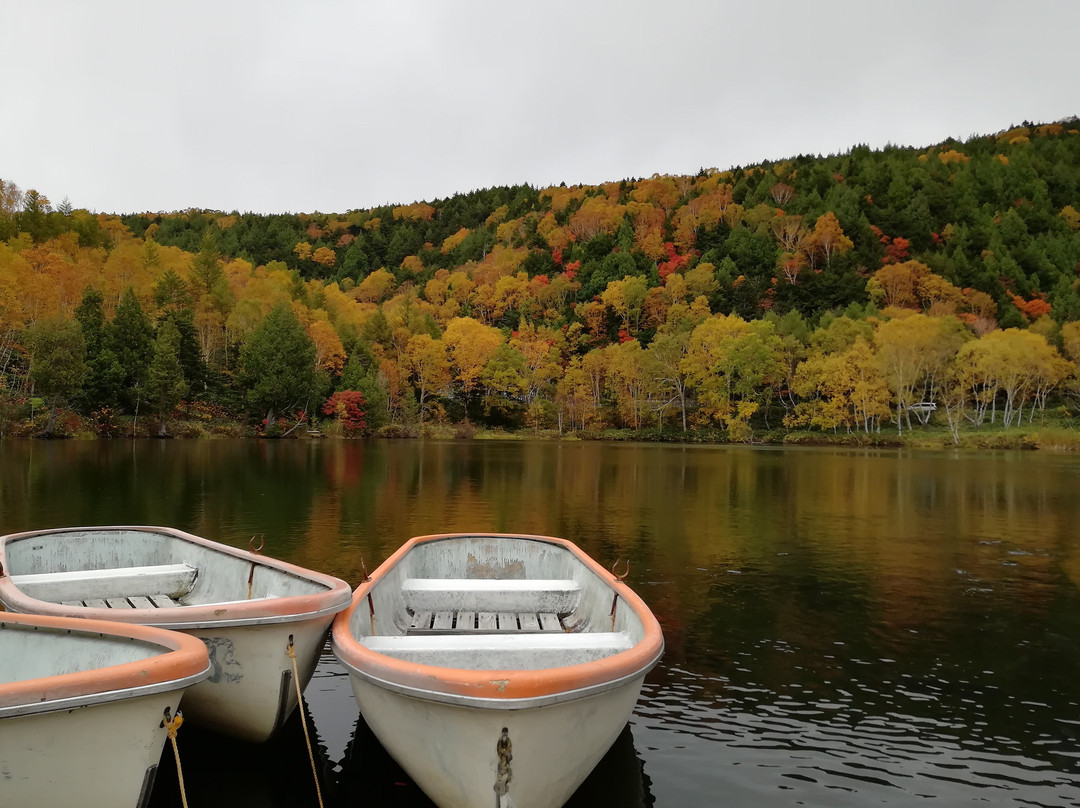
402, 578, 581, 613
402, 578, 582, 635
60, 594, 182, 608
9, 563, 197, 604
362, 631, 634, 668
409, 609, 565, 634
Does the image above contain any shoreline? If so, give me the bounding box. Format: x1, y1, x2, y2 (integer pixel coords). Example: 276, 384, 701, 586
3, 416, 1077, 452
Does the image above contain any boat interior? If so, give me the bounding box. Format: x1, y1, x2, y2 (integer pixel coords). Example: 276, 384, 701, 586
354, 536, 645, 670
3, 528, 332, 609
0, 619, 165, 683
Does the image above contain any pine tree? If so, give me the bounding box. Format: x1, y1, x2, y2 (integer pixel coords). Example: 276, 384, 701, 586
190, 231, 224, 296
148, 319, 189, 436
75, 287, 124, 412
239, 303, 317, 430
108, 288, 155, 414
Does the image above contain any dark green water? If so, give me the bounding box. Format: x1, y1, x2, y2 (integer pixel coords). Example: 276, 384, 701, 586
3, 438, 1080, 807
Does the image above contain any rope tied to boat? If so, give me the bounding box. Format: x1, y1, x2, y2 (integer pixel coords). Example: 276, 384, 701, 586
160, 706, 189, 808
610, 559, 629, 630
286, 634, 325, 808
246, 534, 264, 599
493, 726, 513, 807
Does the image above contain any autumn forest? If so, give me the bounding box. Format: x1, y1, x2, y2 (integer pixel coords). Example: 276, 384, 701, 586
2, 119, 1080, 445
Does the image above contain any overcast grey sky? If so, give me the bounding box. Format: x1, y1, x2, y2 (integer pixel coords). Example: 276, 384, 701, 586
5, 1, 1078, 215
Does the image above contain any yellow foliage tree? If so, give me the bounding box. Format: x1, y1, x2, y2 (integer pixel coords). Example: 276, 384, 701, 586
601, 275, 649, 334
808, 211, 853, 266
354, 269, 397, 304
874, 314, 970, 432
680, 314, 753, 426
403, 333, 449, 425
392, 203, 435, 222
788, 337, 891, 433
312, 246, 336, 267
307, 317, 346, 374
441, 228, 471, 254
952, 329, 1071, 427
605, 339, 648, 429
631, 176, 680, 211
567, 196, 626, 241
399, 255, 424, 274
443, 316, 504, 408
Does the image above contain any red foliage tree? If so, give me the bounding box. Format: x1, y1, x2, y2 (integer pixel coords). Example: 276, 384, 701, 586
657, 242, 689, 279
1007, 291, 1052, 321
322, 391, 367, 435
870, 225, 911, 264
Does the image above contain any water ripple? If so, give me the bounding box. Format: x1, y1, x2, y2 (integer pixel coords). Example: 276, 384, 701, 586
635, 666, 1080, 806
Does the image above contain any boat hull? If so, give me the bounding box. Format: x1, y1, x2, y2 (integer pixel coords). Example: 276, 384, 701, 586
346, 672, 647, 808
0, 611, 210, 808
0, 691, 184, 808
181, 615, 332, 743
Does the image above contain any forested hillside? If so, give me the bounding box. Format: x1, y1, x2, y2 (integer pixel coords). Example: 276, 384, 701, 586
2, 120, 1079, 442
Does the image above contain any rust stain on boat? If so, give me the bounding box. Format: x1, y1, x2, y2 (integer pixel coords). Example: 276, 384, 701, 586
465, 553, 525, 579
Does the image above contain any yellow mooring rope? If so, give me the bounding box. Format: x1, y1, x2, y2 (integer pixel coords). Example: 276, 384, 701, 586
161, 707, 189, 808
287, 635, 325, 808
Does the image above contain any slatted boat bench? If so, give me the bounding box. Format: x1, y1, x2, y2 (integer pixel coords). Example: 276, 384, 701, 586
8, 563, 197, 609
402, 577, 581, 634
367, 576, 634, 668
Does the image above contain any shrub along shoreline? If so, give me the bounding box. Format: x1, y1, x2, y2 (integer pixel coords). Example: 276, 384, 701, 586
3, 408, 1077, 452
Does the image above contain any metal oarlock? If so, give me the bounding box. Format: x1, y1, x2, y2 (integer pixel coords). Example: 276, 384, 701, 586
610, 558, 629, 629
361, 558, 375, 631
247, 535, 265, 599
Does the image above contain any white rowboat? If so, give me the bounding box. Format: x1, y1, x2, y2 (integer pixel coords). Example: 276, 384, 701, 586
0, 611, 210, 808
331, 532, 664, 808
0, 525, 352, 742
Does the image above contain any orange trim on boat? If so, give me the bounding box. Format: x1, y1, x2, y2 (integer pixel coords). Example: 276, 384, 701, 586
0, 612, 210, 709
331, 533, 665, 702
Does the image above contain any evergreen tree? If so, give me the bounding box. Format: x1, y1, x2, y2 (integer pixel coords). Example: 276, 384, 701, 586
190, 230, 225, 296
153, 269, 193, 313
108, 288, 155, 414
338, 353, 367, 390
362, 307, 394, 350
239, 303, 317, 429
74, 287, 124, 412
356, 369, 389, 431
19, 189, 56, 243
74, 287, 106, 355
148, 319, 189, 436
166, 310, 207, 395
26, 316, 86, 436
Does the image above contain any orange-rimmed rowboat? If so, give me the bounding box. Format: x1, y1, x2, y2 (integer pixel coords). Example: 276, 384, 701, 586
0, 525, 352, 742
0, 611, 210, 808
331, 532, 664, 808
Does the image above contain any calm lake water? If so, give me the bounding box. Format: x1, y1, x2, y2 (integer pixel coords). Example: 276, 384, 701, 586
3, 438, 1080, 807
